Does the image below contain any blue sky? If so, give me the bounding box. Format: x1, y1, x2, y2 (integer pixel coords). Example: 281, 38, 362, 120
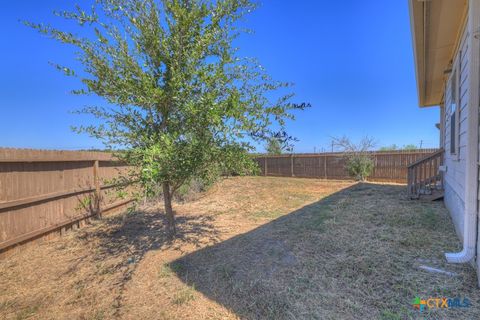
0, 1, 440, 152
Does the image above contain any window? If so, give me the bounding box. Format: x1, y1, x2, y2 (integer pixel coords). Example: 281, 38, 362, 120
450, 69, 457, 154
449, 57, 460, 156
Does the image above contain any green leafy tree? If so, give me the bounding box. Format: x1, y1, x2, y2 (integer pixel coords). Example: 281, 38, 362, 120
28, 0, 308, 236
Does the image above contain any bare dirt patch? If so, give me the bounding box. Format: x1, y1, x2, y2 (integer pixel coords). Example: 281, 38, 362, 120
1, 177, 479, 319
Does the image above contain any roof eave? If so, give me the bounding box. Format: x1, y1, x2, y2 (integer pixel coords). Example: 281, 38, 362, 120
409, 0, 426, 107
409, 0, 467, 108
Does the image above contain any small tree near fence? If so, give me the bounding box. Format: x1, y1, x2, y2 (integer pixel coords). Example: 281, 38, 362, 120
266, 136, 290, 155
333, 136, 376, 181
28, 0, 308, 237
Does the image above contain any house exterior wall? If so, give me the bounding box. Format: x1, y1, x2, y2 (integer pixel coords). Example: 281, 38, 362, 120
443, 19, 470, 240
411, 0, 480, 284
469, 0, 480, 285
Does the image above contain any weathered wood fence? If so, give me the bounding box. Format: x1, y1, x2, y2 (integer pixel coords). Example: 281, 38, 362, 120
254, 149, 439, 183
0, 148, 136, 254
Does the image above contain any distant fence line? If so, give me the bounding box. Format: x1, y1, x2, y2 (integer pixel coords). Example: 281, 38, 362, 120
0, 148, 136, 255
253, 149, 439, 183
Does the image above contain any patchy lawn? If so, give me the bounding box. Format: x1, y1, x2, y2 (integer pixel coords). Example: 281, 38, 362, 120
1, 176, 479, 319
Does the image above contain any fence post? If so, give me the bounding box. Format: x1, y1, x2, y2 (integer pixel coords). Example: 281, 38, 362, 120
93, 160, 102, 217
290, 154, 294, 177
324, 154, 327, 179
318, 155, 321, 178
264, 156, 268, 176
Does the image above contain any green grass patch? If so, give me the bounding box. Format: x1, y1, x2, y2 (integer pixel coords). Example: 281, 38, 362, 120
158, 263, 174, 278
172, 285, 196, 305
15, 305, 39, 320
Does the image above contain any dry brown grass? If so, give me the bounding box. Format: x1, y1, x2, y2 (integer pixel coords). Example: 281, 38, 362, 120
0, 176, 479, 319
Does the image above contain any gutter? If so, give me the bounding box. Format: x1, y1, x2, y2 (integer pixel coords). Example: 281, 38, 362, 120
445, 0, 480, 264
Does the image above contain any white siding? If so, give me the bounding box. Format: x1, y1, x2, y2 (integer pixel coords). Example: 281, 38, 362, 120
443, 21, 470, 239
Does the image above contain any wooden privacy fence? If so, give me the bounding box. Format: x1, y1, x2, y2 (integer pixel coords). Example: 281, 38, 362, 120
254, 149, 439, 183
0, 148, 136, 254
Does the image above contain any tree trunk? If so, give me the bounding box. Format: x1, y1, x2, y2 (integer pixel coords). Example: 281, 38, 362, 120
162, 182, 176, 238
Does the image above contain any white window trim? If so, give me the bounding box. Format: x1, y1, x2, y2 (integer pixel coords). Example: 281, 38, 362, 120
448, 54, 461, 160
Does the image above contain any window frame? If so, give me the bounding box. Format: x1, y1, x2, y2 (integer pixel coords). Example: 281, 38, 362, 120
448, 54, 461, 158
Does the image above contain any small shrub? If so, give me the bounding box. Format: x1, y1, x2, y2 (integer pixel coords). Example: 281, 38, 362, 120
265, 137, 284, 155
345, 155, 374, 181
174, 151, 260, 202
332, 136, 376, 181
175, 176, 216, 202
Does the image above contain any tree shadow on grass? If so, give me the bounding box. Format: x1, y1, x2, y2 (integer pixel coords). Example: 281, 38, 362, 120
86, 210, 221, 261
169, 183, 478, 320
62, 206, 222, 315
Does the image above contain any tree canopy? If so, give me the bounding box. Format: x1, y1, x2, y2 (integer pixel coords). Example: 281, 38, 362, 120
28, 0, 308, 235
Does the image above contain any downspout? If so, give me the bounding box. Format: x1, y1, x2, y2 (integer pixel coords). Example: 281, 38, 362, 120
446, 0, 480, 264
